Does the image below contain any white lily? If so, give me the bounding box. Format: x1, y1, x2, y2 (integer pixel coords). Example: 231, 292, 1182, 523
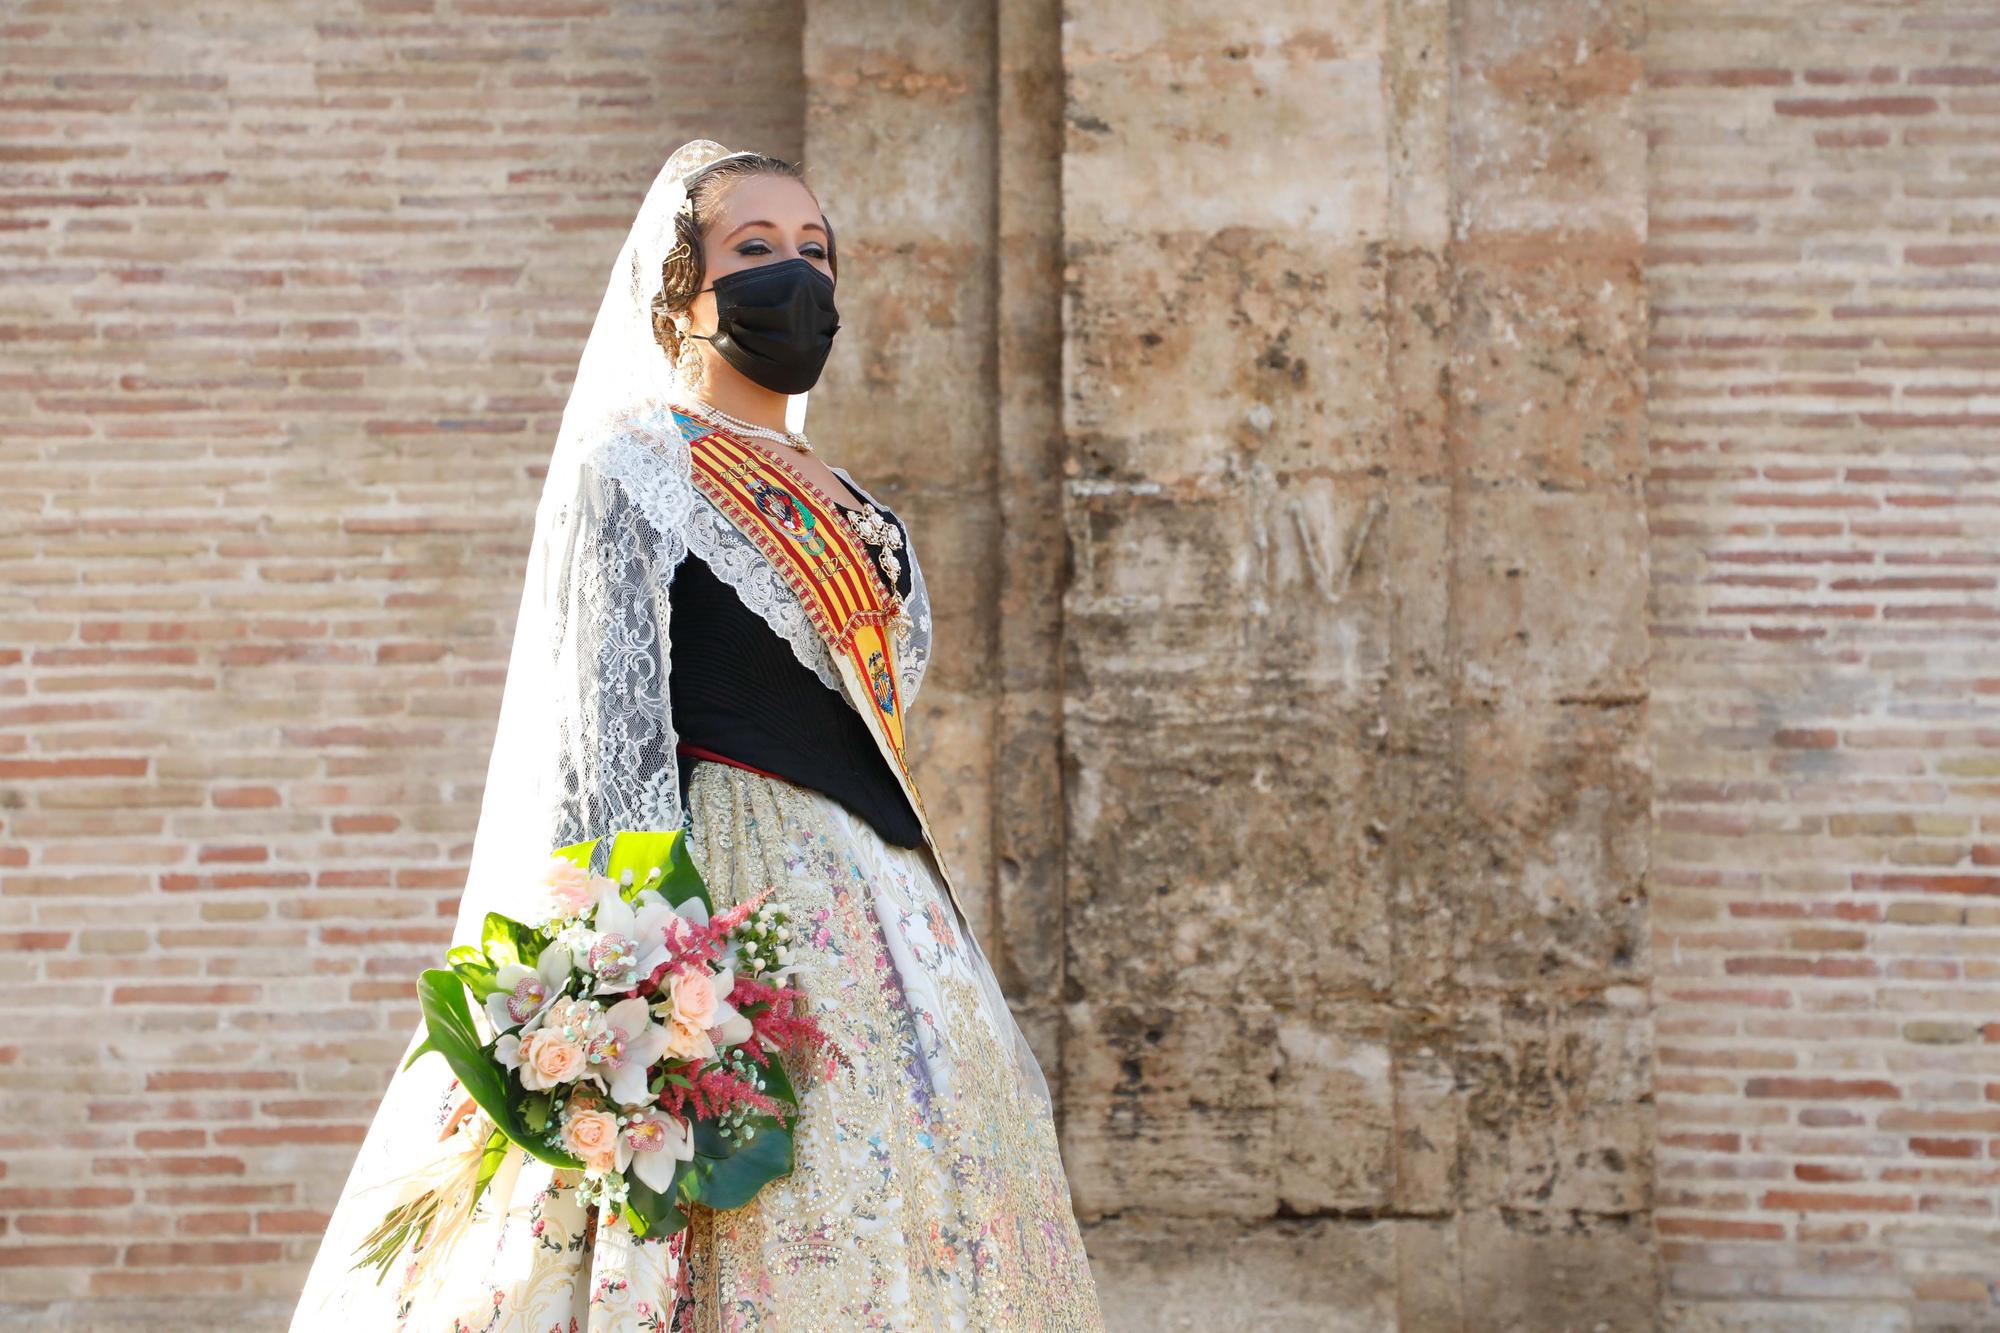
617, 1107, 695, 1193
483, 945, 573, 1034
585, 996, 673, 1107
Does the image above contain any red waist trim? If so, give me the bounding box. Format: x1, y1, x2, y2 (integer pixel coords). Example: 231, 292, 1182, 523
674, 742, 789, 785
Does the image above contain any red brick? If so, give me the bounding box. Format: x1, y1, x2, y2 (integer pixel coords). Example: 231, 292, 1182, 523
1745, 1078, 1902, 1100
1758, 1190, 1916, 1213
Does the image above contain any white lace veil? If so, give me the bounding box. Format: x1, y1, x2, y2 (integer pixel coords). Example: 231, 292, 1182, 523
452, 128, 1053, 1098
447, 138, 792, 948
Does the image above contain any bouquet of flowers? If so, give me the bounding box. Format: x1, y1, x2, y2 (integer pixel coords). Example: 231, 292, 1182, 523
351, 828, 839, 1281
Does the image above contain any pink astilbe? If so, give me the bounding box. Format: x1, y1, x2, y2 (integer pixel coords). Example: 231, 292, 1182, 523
655, 1062, 785, 1123
708, 885, 777, 937
727, 974, 847, 1082
635, 915, 724, 997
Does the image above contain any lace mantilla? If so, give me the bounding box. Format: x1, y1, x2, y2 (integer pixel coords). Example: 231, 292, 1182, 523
547, 403, 935, 850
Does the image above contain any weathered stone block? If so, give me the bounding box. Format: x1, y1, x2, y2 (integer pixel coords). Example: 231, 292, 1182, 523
1453, 993, 1654, 1217
1062, 702, 1394, 1005
1390, 1006, 1465, 1215
1453, 699, 1650, 991
1451, 0, 1647, 238
1451, 487, 1650, 704
1448, 239, 1648, 491
1061, 1000, 1279, 1220
1459, 1208, 1658, 1332
1062, 483, 1396, 701
1085, 1214, 1399, 1333
1064, 43, 1388, 240
1062, 234, 1396, 479
1275, 1001, 1398, 1213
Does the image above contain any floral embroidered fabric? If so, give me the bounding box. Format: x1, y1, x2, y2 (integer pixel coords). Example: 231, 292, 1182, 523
679, 762, 1101, 1330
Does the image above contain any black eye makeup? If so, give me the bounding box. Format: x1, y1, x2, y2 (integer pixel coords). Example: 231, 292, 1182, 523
733, 238, 828, 260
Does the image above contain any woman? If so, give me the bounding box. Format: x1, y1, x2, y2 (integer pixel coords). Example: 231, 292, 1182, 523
288, 139, 1105, 1331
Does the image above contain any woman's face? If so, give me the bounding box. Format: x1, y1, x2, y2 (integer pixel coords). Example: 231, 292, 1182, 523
686, 173, 831, 342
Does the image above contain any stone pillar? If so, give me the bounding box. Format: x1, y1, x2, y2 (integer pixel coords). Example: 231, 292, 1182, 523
800, 1, 1081, 1101
800, 3, 1005, 951
1055, 1, 1656, 1326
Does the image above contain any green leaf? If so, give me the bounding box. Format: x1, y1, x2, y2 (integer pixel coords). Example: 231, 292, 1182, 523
446, 943, 503, 1000
756, 1054, 799, 1110
602, 830, 700, 907
692, 1121, 794, 1212
552, 836, 600, 870
413, 968, 583, 1172
660, 831, 711, 908
401, 1033, 439, 1072
480, 911, 538, 971
690, 1115, 731, 1160
623, 1158, 694, 1239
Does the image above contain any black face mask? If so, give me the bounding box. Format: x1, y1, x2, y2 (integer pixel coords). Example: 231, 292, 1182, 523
691, 257, 840, 395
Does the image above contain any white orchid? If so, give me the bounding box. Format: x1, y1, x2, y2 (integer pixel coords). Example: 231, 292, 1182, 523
583, 996, 674, 1107
582, 880, 683, 995
616, 1107, 695, 1192
483, 945, 573, 1035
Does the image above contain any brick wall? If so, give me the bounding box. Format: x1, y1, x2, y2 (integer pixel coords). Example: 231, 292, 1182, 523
1648, 3, 2000, 1326
0, 4, 803, 1325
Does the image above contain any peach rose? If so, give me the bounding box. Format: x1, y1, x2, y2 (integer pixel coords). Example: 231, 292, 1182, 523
545, 856, 598, 921
518, 1029, 585, 1089
663, 1012, 715, 1063
563, 1108, 620, 1174
669, 968, 718, 1030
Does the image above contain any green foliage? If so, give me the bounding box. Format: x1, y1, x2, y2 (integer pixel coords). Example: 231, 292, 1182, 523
620, 1158, 695, 1239
691, 1116, 795, 1211
413, 968, 583, 1172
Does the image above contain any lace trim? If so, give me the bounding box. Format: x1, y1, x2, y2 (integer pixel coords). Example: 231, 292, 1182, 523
595, 410, 846, 696
549, 454, 689, 846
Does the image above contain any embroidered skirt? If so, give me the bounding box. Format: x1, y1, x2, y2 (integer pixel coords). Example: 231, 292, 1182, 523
289, 759, 1104, 1332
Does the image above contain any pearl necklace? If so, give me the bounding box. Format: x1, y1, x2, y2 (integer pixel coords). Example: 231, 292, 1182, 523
671, 394, 812, 453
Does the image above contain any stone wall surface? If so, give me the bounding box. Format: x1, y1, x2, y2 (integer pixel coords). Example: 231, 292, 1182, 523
1056, 1, 1656, 1327
4, 0, 1993, 1330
